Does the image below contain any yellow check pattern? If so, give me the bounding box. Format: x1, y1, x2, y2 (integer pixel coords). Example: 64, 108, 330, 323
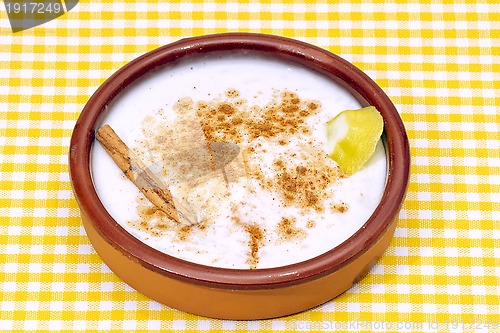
1, 0, 499, 332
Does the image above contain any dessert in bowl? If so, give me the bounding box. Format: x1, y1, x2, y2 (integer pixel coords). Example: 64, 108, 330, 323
69, 33, 410, 319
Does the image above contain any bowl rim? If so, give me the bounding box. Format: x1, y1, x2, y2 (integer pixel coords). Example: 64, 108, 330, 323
69, 32, 410, 290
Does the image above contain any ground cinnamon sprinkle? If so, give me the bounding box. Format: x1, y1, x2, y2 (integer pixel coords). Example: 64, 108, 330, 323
132, 202, 200, 241
196, 89, 339, 214
196, 90, 320, 143
244, 224, 264, 269
331, 202, 349, 213
128, 88, 348, 268
130, 204, 174, 238
273, 159, 340, 212
277, 217, 305, 241
225, 88, 240, 98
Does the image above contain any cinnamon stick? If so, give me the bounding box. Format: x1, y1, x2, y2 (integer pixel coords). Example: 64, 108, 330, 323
96, 124, 196, 226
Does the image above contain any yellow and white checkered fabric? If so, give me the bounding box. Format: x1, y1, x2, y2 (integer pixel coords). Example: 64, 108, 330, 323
1, 0, 499, 332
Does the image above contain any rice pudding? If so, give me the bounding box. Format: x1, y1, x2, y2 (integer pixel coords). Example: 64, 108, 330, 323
91, 51, 387, 269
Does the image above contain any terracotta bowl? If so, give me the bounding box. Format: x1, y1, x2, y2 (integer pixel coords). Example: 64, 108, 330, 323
69, 33, 410, 319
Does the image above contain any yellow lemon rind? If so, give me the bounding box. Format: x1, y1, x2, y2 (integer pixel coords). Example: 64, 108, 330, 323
326, 106, 384, 175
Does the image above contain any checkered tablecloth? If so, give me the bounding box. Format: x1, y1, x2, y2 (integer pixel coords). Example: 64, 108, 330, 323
1, 1, 499, 332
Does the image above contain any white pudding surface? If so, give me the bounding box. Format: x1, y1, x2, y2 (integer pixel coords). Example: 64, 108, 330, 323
91, 51, 387, 269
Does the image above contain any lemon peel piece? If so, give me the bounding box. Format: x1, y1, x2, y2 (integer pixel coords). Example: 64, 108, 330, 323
326, 106, 384, 175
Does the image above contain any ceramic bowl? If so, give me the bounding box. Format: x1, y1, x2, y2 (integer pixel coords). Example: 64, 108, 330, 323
69, 33, 410, 319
